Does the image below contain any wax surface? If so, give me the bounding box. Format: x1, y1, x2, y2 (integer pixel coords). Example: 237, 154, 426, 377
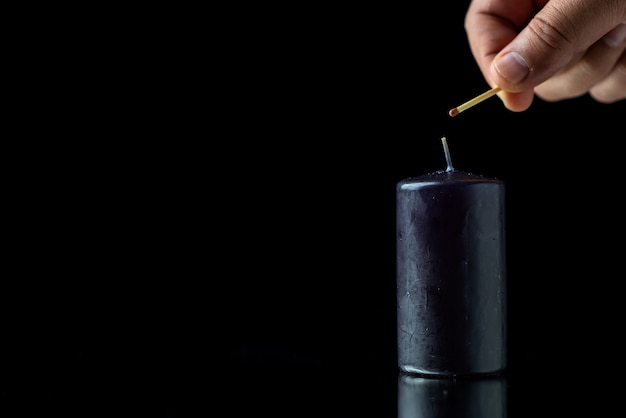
396, 170, 506, 376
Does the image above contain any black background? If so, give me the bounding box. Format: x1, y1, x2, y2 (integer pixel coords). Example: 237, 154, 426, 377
3, 2, 626, 417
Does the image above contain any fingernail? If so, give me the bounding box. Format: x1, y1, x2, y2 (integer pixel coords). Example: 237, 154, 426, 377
603, 24, 626, 48
494, 52, 530, 84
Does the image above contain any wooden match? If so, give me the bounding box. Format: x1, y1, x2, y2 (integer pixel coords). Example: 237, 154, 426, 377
449, 86, 502, 117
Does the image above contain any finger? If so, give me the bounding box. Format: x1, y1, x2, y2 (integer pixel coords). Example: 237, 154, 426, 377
491, 0, 626, 92
495, 90, 535, 112
464, 0, 540, 87
534, 24, 626, 101
589, 50, 626, 103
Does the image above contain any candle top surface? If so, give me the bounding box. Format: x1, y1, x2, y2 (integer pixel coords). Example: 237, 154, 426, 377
398, 170, 503, 191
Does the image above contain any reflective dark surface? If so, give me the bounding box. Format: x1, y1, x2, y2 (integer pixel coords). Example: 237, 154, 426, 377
398, 373, 507, 418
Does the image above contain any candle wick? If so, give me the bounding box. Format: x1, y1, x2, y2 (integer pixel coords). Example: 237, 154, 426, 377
441, 137, 454, 172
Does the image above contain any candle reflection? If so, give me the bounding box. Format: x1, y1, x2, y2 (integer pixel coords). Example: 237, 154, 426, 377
398, 373, 507, 418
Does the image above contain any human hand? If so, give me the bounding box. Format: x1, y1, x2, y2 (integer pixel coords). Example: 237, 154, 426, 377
464, 0, 626, 111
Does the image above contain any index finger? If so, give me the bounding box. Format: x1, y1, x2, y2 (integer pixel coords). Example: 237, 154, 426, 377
464, 0, 544, 87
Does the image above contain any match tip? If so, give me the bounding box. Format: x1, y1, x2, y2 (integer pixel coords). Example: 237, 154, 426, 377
448, 108, 459, 117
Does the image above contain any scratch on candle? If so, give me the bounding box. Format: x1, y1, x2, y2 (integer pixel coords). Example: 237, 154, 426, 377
399, 326, 417, 341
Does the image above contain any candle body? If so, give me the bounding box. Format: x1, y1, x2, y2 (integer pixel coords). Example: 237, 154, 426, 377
396, 170, 506, 376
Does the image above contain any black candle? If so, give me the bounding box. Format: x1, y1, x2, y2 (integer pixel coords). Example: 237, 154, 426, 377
396, 139, 507, 376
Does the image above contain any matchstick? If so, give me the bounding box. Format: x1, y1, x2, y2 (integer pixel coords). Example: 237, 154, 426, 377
449, 86, 502, 117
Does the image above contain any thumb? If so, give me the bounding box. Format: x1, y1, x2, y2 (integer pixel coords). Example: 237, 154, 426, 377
491, 0, 626, 92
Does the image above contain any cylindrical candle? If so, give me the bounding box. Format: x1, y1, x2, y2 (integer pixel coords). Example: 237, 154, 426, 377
396, 169, 506, 376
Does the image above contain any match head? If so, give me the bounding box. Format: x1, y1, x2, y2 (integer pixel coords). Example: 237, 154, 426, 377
448, 108, 459, 117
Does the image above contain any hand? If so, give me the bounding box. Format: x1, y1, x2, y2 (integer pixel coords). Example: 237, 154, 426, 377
464, 0, 626, 111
